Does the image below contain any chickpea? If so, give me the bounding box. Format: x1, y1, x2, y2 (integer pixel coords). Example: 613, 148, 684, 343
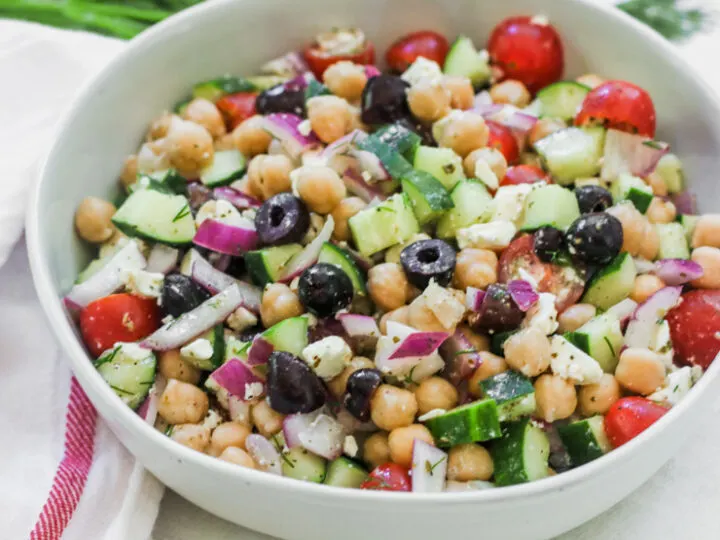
158, 379, 209, 425
454, 248, 498, 290
247, 154, 294, 200
232, 115, 272, 157
691, 247, 720, 289
630, 275, 665, 303
615, 348, 666, 395
323, 61, 368, 101
331, 197, 366, 241
183, 98, 226, 138
464, 147, 508, 181
534, 374, 577, 422
209, 422, 251, 457
370, 384, 419, 431
137, 140, 171, 174
528, 117, 566, 146
461, 324, 491, 352
119, 155, 138, 189
646, 171, 668, 197
159, 349, 201, 385
363, 432, 391, 468
251, 399, 285, 437
407, 80, 452, 123
165, 118, 214, 177
74, 197, 117, 243
327, 357, 375, 397
307, 95, 353, 144
407, 296, 447, 333
368, 263, 410, 312
646, 197, 677, 224
171, 424, 210, 453
503, 327, 552, 378
147, 112, 175, 141
260, 283, 303, 328
557, 304, 597, 333
468, 352, 508, 397
348, 104, 369, 133
607, 202, 659, 260
489, 80, 531, 108
576, 73, 605, 89
692, 214, 720, 249
414, 377, 459, 414
379, 306, 410, 334
388, 424, 434, 468
218, 447, 256, 468
442, 75, 475, 110
433, 111, 490, 158
578, 374, 621, 416
293, 165, 347, 214
447, 444, 494, 482
214, 133, 236, 151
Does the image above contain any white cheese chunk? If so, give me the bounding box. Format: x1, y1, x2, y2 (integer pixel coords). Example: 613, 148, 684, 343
244, 381, 264, 401
648, 366, 694, 406
302, 336, 352, 380
180, 338, 214, 363
227, 306, 258, 332
522, 293, 558, 336
195, 199, 252, 229
298, 119, 312, 137
456, 220, 517, 251
201, 409, 222, 431
120, 269, 164, 298
343, 435, 359, 458
421, 280, 466, 331
474, 159, 499, 191
491, 184, 535, 224
651, 320, 674, 369
550, 335, 603, 385
401, 57, 444, 86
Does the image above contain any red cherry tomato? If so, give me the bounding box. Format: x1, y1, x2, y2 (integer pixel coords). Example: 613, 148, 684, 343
500, 164, 551, 187
216, 92, 257, 130
80, 294, 161, 357
488, 16, 564, 93
385, 30, 450, 73
303, 31, 375, 79
486, 120, 519, 164
360, 463, 411, 491
498, 235, 584, 312
575, 80, 656, 138
667, 290, 720, 370
604, 397, 668, 448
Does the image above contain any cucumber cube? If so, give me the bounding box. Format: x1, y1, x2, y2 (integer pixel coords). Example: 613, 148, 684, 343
582, 252, 637, 310
423, 399, 502, 447
610, 173, 653, 214
534, 127, 605, 185
656, 222, 690, 260
520, 184, 581, 232
413, 146, 466, 190
348, 194, 420, 256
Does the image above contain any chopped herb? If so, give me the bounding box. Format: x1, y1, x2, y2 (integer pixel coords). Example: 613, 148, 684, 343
442, 163, 456, 174
642, 140, 666, 150
279, 451, 295, 468
165, 425, 174, 437
454, 348, 477, 356
618, 0, 709, 41
110, 385, 133, 396
402, 365, 419, 384
425, 456, 447, 475
172, 204, 191, 222
603, 336, 616, 357
95, 345, 122, 366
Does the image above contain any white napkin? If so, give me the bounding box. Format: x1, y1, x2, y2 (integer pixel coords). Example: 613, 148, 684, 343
0, 21, 164, 540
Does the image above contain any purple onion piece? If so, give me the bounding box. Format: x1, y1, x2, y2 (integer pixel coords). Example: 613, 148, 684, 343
653, 258, 703, 285
193, 219, 258, 255
508, 280, 539, 312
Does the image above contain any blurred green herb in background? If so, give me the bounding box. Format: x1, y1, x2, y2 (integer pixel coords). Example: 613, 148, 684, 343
0, 0, 711, 41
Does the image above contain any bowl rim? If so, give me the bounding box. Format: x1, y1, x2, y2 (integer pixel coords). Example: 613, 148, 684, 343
26, 0, 720, 505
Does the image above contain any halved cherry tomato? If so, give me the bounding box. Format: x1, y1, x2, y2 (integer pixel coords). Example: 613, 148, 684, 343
486, 120, 519, 164
80, 294, 161, 357
575, 80, 656, 138
488, 16, 564, 93
216, 92, 258, 130
303, 30, 375, 79
667, 290, 720, 370
604, 397, 668, 448
498, 235, 584, 311
385, 30, 450, 73
360, 463, 411, 491
500, 164, 550, 187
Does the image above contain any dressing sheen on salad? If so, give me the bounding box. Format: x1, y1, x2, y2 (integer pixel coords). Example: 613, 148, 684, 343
67, 16, 720, 492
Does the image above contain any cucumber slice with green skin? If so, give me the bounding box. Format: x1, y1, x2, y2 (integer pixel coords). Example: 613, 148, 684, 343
112, 189, 196, 247
520, 184, 581, 232
281, 447, 327, 483
423, 399, 502, 447
356, 133, 414, 179
305, 78, 332, 100
348, 193, 420, 256
200, 150, 247, 188
245, 244, 303, 287
224, 335, 251, 363
582, 252, 637, 310
565, 312, 623, 373
413, 145, 466, 190
436, 180, 493, 239
261, 316, 309, 357
318, 242, 367, 295
95, 343, 156, 410
374, 123, 422, 161
678, 214, 700, 243
656, 222, 690, 260
534, 127, 605, 185
76, 257, 110, 284
536, 82, 590, 121
135, 169, 187, 195
557, 415, 612, 466
401, 170, 454, 225
490, 330, 518, 356
443, 36, 492, 87
479, 371, 536, 422
246, 75, 289, 91
655, 153, 684, 194
324, 457, 368, 488
192, 76, 257, 101
183, 325, 225, 370
490, 418, 550, 486
610, 173, 653, 214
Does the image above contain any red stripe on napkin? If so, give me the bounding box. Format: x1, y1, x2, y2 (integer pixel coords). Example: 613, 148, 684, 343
29, 378, 97, 540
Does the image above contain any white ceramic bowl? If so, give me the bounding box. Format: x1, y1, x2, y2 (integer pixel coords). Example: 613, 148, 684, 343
27, 0, 720, 538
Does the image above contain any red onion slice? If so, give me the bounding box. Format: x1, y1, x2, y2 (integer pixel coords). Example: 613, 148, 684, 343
141, 284, 245, 351
278, 215, 334, 282
351, 149, 391, 182
321, 130, 368, 161
337, 313, 381, 340
297, 413, 345, 460
465, 287, 486, 312
146, 244, 178, 274
191, 256, 261, 312
245, 434, 282, 475
411, 439, 448, 493
625, 286, 683, 349
137, 373, 167, 425
653, 259, 703, 285
376, 322, 445, 376
508, 280, 540, 312
193, 218, 258, 255
671, 191, 697, 215
206, 358, 265, 401
440, 328, 483, 385
388, 332, 450, 360
364, 65, 381, 78
601, 129, 670, 180
283, 409, 321, 449
246, 337, 274, 367
64, 240, 146, 309
342, 168, 388, 203
263, 113, 320, 159
606, 298, 638, 327
213, 186, 261, 209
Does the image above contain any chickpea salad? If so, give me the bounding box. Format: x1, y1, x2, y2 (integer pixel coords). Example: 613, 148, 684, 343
68, 17, 720, 492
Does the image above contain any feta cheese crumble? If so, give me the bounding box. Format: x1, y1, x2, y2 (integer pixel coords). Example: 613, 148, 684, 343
120, 268, 164, 298
343, 435, 359, 458
401, 57, 444, 86
301, 336, 352, 380
456, 220, 517, 251
648, 366, 694, 406
549, 335, 603, 385
474, 158, 499, 191
522, 292, 558, 335
180, 338, 214, 363
421, 280, 466, 331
